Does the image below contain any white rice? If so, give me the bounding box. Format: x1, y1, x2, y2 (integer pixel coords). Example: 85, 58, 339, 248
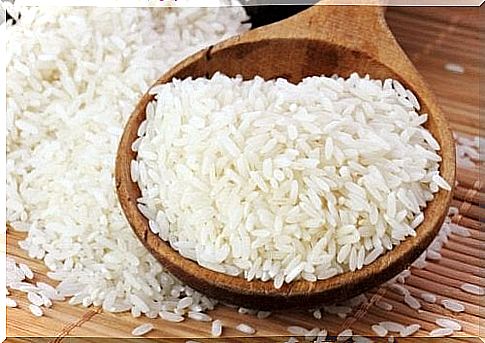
426, 250, 442, 261
313, 309, 322, 319
6, 257, 59, 310
134, 72, 450, 284
379, 321, 405, 332
421, 292, 437, 303
177, 296, 193, 310
3, 2, 470, 339
436, 318, 461, 331
376, 300, 393, 311
450, 224, 471, 237
131, 323, 154, 336
236, 323, 256, 335
41, 294, 53, 308
404, 294, 421, 310
238, 307, 257, 315
411, 252, 427, 269
6, 3, 249, 320
371, 324, 388, 337
444, 63, 465, 74
455, 133, 482, 167
441, 299, 465, 312
159, 310, 185, 322
27, 292, 44, 307
390, 284, 410, 296
36, 282, 57, 298
287, 326, 308, 336
29, 304, 43, 317
211, 319, 223, 337
6, 297, 17, 308
19, 263, 34, 280
188, 311, 212, 322
460, 283, 484, 296
400, 324, 420, 337
429, 327, 454, 337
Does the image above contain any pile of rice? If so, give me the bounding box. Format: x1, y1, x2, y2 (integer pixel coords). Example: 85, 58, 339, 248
132, 72, 451, 288
3, 3, 475, 339
6, 3, 249, 316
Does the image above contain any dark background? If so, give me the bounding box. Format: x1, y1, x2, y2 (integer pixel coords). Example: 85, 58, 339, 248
244, 5, 310, 27
5, 6, 310, 27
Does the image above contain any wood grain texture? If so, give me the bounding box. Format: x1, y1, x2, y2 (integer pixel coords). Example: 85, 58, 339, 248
6, 6, 482, 341
116, 3, 455, 309
386, 7, 480, 137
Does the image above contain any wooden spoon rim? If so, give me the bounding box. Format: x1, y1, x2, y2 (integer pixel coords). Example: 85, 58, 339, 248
115, 6, 456, 308
115, 77, 454, 306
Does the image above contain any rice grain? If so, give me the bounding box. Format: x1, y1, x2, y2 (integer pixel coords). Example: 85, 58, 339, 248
235, 323, 256, 335
131, 323, 154, 336
441, 299, 465, 312
460, 283, 484, 296
400, 324, 420, 337
429, 327, 454, 337
134, 72, 449, 284
29, 304, 43, 317
211, 319, 223, 337
436, 318, 461, 331
371, 324, 388, 337
6, 297, 17, 308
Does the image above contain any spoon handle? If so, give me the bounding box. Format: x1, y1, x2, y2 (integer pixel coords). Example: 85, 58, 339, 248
276, 2, 390, 58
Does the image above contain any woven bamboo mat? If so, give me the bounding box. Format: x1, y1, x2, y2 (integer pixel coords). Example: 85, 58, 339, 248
5, 6, 483, 342
7, 158, 483, 341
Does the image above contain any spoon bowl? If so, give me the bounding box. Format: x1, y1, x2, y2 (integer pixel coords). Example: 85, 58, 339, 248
116, 3, 455, 309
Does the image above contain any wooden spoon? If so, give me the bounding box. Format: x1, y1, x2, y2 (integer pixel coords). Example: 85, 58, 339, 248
116, 3, 455, 309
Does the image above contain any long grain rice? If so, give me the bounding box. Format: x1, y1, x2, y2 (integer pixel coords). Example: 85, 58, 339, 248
6, 297, 17, 308
436, 318, 461, 331
421, 292, 437, 303
5, 3, 249, 321
376, 300, 393, 311
441, 299, 465, 312
211, 319, 223, 337
460, 283, 484, 295
187, 311, 212, 322
379, 321, 405, 332
134, 72, 450, 284
131, 323, 154, 336
429, 327, 454, 337
404, 294, 421, 310
371, 324, 388, 337
27, 292, 44, 307
29, 304, 43, 317
400, 324, 420, 337
236, 323, 256, 335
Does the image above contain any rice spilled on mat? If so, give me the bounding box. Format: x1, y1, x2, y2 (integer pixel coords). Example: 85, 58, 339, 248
5, 2, 249, 321
5, 1, 480, 340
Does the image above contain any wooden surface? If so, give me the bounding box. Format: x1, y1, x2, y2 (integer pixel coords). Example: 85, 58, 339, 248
116, 3, 455, 309
6, 6, 483, 341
